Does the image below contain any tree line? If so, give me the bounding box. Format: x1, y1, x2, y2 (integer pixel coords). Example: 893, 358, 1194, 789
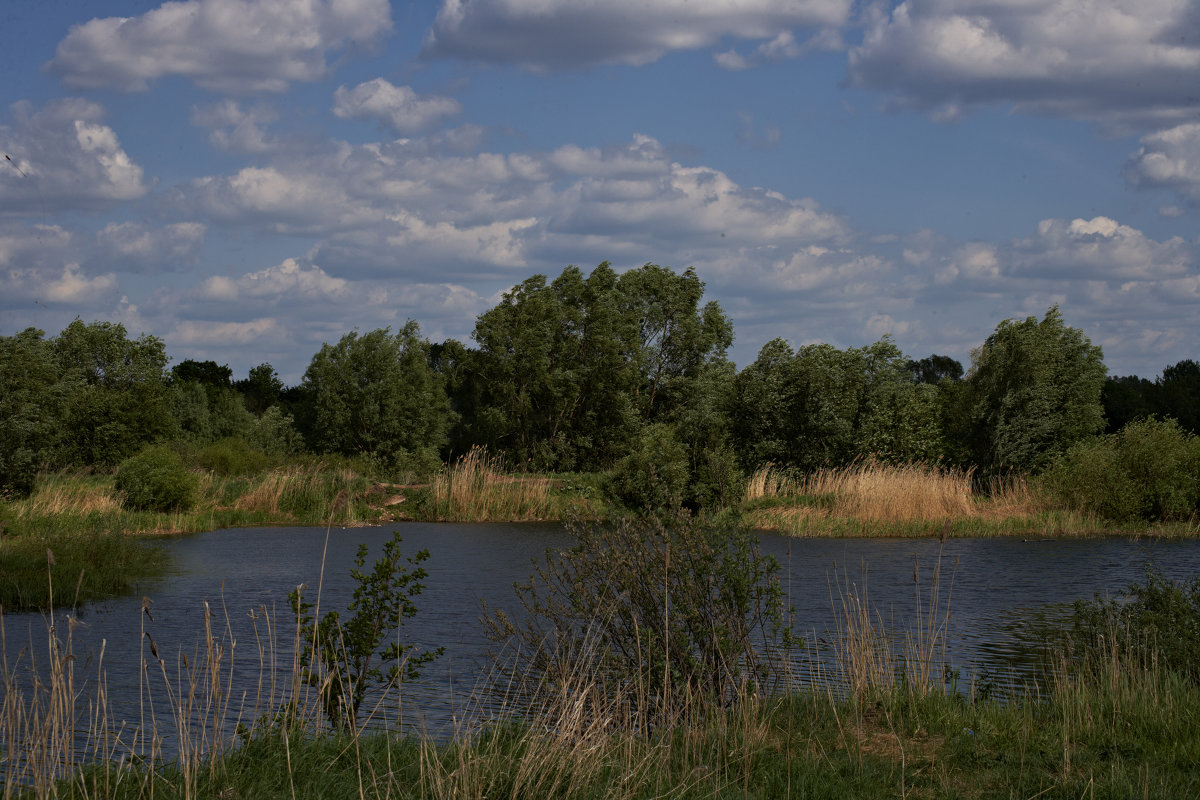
3, 262, 1197, 511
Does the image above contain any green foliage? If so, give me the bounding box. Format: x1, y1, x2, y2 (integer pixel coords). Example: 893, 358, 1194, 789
0, 529, 168, 611
289, 532, 442, 730
1042, 417, 1200, 521
1067, 565, 1200, 682
483, 517, 793, 724
607, 424, 691, 514
954, 306, 1106, 474
115, 445, 195, 512
302, 322, 452, 471
0, 328, 61, 496
197, 437, 269, 476
732, 336, 944, 472
235, 362, 285, 416
466, 263, 734, 473
246, 405, 305, 457
53, 319, 178, 466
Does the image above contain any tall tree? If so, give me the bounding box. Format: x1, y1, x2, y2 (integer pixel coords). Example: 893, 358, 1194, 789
301, 322, 452, 470
0, 328, 62, 494
955, 306, 1105, 474
53, 319, 176, 466
732, 336, 943, 472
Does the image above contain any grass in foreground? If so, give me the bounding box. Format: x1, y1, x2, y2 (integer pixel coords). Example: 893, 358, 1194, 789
6, 595, 1200, 800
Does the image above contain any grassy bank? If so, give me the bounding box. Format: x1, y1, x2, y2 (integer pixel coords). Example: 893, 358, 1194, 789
0, 454, 607, 611
739, 461, 1200, 538
5, 564, 1199, 800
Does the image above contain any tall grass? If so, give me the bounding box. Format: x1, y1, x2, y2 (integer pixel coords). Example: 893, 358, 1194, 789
423, 447, 559, 522
6, 560, 1200, 799
740, 461, 1087, 537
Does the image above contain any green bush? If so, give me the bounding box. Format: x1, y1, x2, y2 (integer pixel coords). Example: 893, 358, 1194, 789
483, 516, 793, 726
197, 437, 269, 476
1066, 565, 1200, 682
116, 445, 195, 512
607, 424, 690, 514
1041, 417, 1200, 522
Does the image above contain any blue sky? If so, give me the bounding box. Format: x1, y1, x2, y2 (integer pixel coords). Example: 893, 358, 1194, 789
2, 0, 1198, 382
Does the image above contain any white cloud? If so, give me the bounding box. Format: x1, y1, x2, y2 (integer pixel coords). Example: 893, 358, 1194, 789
714, 27, 843, 70
1126, 122, 1200, 200
421, 0, 852, 70
333, 79, 462, 134
0, 99, 148, 213
95, 222, 207, 272
191, 101, 280, 153
47, 0, 393, 94
1011, 216, 1192, 280
849, 0, 1200, 131
195, 257, 348, 302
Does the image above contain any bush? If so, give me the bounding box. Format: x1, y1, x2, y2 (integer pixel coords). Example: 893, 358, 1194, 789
483, 516, 793, 727
197, 437, 269, 476
1042, 417, 1200, 522
607, 424, 690, 515
289, 531, 442, 730
115, 446, 195, 512
1066, 565, 1200, 682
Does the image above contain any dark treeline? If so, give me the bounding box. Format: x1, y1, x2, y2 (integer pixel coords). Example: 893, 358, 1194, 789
2, 262, 1198, 514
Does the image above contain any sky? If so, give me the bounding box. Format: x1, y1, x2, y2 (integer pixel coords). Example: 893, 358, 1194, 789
1, 0, 1198, 383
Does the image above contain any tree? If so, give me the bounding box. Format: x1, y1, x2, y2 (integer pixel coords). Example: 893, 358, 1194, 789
53, 319, 176, 466
906, 354, 963, 385
235, 363, 284, 416
465, 263, 734, 472
469, 264, 639, 470
732, 336, 944, 472
0, 328, 62, 495
956, 306, 1105, 474
301, 322, 452, 472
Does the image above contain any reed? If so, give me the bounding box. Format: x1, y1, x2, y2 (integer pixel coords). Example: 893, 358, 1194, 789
424, 447, 558, 522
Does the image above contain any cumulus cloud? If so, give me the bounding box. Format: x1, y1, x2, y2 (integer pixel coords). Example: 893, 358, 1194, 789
715, 27, 843, 70
47, 0, 393, 94
0, 99, 147, 213
1126, 122, 1200, 200
194, 257, 348, 303
95, 222, 207, 272
849, 0, 1200, 131
421, 0, 851, 70
191, 101, 280, 153
333, 79, 462, 134
173, 132, 848, 278
1011, 216, 1192, 280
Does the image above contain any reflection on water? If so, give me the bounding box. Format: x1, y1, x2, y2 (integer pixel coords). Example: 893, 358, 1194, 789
4, 524, 1199, 760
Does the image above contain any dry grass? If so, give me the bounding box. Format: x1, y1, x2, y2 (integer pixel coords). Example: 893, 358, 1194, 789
828, 552, 955, 701
743, 461, 1056, 536
11, 471, 123, 518
807, 461, 976, 523
426, 447, 557, 522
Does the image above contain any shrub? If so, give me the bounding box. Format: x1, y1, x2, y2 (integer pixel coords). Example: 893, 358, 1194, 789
197, 437, 269, 476
606, 424, 690, 515
1066, 565, 1200, 682
290, 532, 442, 730
483, 516, 793, 727
1041, 417, 1200, 522
115, 445, 195, 512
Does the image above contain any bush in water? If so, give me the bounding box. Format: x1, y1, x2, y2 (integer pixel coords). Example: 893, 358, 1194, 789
483, 516, 793, 728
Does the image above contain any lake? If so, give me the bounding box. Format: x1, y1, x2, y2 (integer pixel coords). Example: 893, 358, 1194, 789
4, 523, 1199, 760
